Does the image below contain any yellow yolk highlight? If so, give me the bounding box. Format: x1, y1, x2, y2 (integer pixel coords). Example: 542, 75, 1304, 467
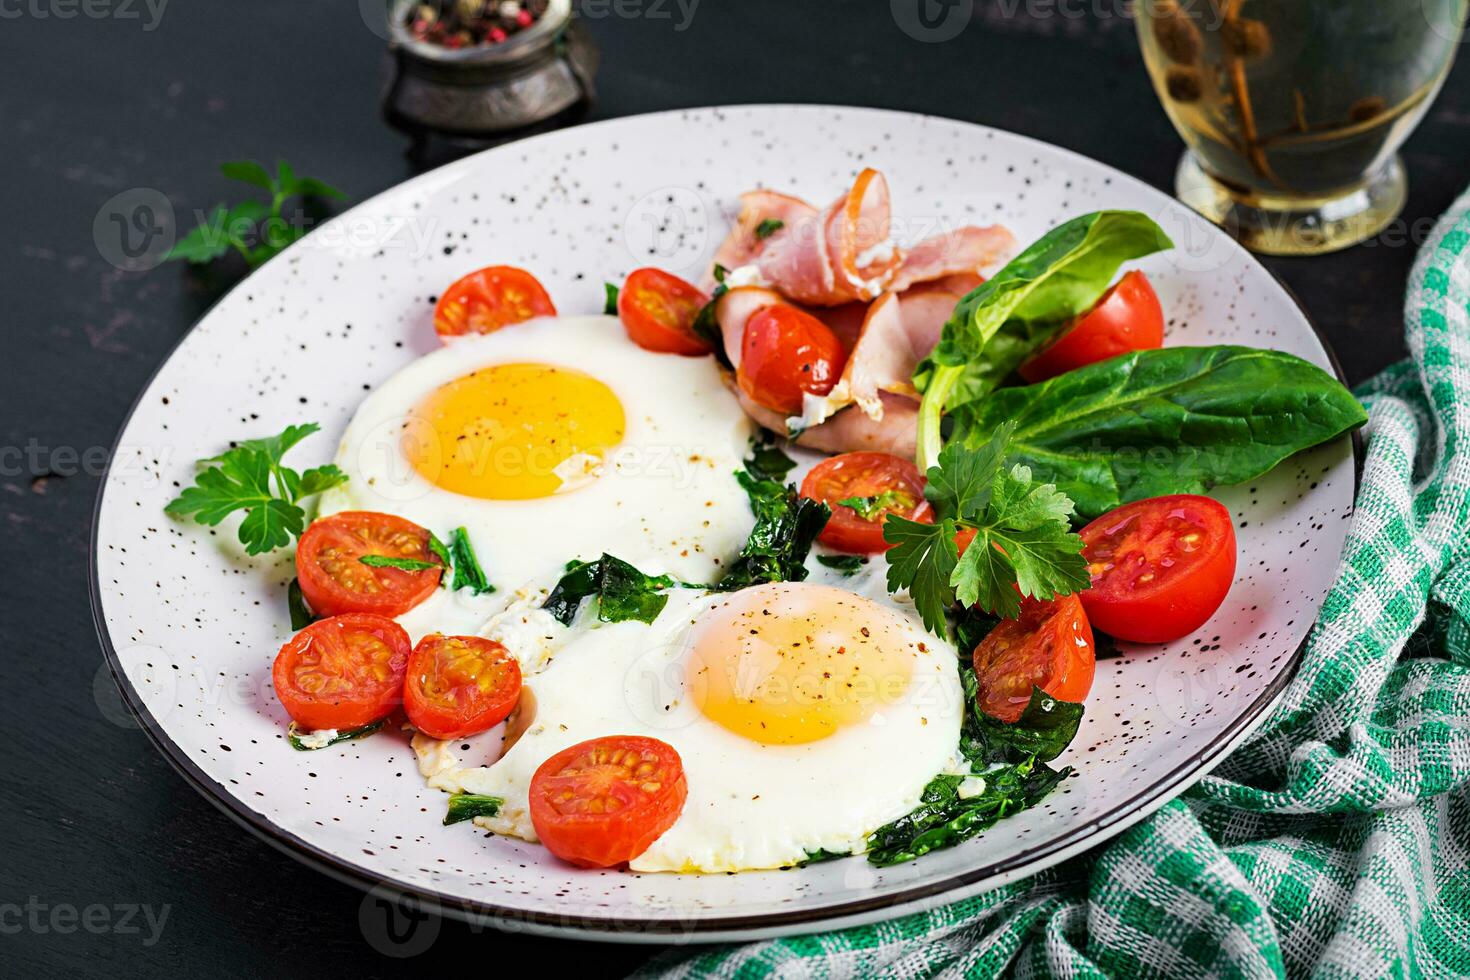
686, 583, 916, 745
405, 363, 625, 500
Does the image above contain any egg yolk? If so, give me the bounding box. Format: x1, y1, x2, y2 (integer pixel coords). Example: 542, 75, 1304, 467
405, 363, 625, 500
687, 583, 916, 745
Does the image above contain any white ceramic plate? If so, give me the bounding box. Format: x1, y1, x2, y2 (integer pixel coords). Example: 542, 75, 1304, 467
91, 105, 1359, 943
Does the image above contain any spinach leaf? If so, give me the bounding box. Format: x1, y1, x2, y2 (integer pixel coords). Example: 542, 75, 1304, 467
744, 432, 797, 483
971, 687, 1085, 764
691, 264, 731, 367
796, 847, 848, 866
816, 554, 867, 575
448, 527, 494, 595
867, 632, 1082, 865
714, 471, 830, 592
543, 554, 680, 626
286, 577, 315, 631
444, 793, 504, 826
865, 760, 1068, 867
912, 211, 1173, 468
950, 345, 1369, 519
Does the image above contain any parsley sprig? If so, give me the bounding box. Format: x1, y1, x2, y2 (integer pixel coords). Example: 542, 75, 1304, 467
165, 423, 347, 556
883, 421, 1089, 634
167, 159, 345, 269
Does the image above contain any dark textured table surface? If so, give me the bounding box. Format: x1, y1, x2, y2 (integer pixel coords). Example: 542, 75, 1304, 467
4, 1, 1466, 975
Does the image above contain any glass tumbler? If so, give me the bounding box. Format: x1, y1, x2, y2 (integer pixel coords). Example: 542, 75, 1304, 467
1136, 0, 1467, 255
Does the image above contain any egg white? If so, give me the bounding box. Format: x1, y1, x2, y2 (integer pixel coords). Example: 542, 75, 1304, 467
413, 575, 966, 873
320, 315, 756, 595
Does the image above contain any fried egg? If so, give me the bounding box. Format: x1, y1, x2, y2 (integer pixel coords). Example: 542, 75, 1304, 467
414, 574, 965, 872
320, 315, 756, 595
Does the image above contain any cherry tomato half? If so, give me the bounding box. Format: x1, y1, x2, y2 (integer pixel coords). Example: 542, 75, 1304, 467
1019, 271, 1164, 382
434, 265, 556, 339
972, 594, 1095, 723
737, 304, 847, 415
272, 613, 410, 731
800, 452, 933, 554
403, 634, 522, 740
296, 511, 443, 619
529, 735, 688, 869
1078, 494, 1236, 643
618, 268, 710, 356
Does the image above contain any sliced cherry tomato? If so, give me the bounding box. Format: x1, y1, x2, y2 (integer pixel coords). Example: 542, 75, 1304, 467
403, 634, 522, 740
972, 594, 1094, 723
296, 511, 443, 619
800, 452, 933, 553
617, 268, 710, 356
272, 613, 410, 730
434, 265, 556, 339
1019, 271, 1164, 382
529, 735, 688, 868
737, 304, 847, 415
1078, 494, 1236, 643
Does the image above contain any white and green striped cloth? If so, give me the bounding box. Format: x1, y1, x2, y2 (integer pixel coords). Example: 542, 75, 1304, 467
640, 191, 1470, 979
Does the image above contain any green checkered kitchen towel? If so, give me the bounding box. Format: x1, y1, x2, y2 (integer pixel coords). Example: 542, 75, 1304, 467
639, 190, 1470, 979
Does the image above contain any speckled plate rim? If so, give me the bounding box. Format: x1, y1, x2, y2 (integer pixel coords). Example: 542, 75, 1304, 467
89, 104, 1364, 944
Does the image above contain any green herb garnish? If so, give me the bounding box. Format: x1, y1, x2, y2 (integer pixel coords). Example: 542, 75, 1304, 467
448, 527, 494, 595
287, 719, 385, 751
883, 421, 1088, 634
164, 422, 347, 555
837, 489, 915, 522
755, 218, 785, 240
167, 160, 346, 269
358, 555, 440, 571
444, 792, 505, 826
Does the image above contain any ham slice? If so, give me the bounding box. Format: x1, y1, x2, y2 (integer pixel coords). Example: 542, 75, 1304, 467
889, 225, 1017, 292
705, 190, 818, 290
702, 173, 1018, 456
754, 169, 901, 306
735, 386, 920, 459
